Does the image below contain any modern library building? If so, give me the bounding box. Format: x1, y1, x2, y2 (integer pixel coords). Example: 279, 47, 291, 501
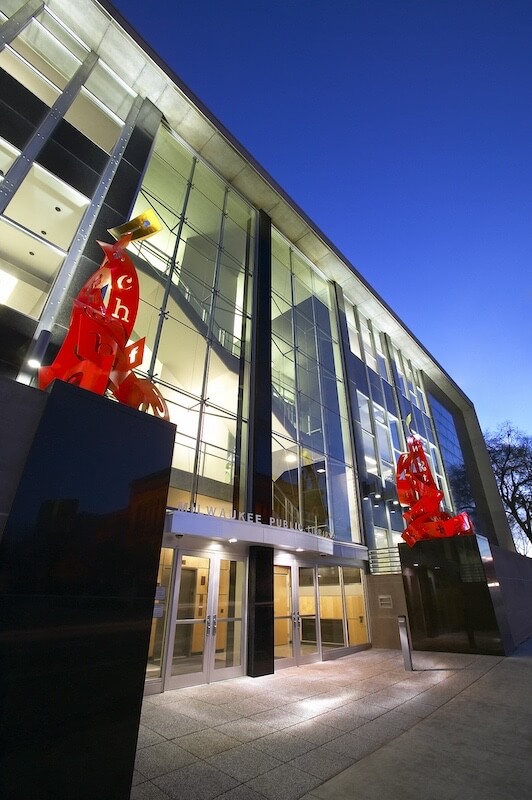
0, 0, 520, 700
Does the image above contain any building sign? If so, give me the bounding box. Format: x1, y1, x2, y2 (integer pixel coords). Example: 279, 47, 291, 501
172, 503, 334, 539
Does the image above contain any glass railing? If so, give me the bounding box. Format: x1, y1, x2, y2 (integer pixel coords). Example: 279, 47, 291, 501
272, 483, 300, 528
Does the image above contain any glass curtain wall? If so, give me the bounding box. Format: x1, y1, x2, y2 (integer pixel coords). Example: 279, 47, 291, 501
429, 394, 482, 531
344, 301, 455, 549
0, 4, 136, 317
391, 346, 453, 511
127, 125, 255, 512
271, 231, 359, 542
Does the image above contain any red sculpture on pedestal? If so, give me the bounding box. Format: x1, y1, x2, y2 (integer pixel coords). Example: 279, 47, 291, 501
39, 212, 169, 420
396, 423, 472, 547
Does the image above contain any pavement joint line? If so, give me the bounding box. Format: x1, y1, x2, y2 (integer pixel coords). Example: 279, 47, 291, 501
133, 648, 530, 800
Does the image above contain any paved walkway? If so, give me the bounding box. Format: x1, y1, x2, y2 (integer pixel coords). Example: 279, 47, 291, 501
132, 641, 532, 800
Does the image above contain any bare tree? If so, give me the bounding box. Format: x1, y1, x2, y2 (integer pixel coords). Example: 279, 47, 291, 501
485, 423, 532, 555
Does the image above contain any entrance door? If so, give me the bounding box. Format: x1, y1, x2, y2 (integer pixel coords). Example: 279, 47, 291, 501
274, 563, 320, 668
165, 552, 246, 689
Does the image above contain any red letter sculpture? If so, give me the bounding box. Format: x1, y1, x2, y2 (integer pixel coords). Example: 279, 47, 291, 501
39, 212, 169, 420
396, 424, 472, 547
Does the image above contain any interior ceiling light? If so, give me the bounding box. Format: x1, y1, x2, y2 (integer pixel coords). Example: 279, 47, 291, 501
228, 538, 238, 543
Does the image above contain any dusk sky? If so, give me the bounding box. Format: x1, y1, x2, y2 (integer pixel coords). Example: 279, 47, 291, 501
111, 0, 532, 435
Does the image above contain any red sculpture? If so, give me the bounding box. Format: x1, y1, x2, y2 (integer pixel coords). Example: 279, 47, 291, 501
396, 429, 472, 547
39, 213, 169, 420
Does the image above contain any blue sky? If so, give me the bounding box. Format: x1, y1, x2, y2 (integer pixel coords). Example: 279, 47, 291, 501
111, 0, 532, 434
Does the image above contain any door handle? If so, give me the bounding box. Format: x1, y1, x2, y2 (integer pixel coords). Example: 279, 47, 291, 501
206, 615, 211, 635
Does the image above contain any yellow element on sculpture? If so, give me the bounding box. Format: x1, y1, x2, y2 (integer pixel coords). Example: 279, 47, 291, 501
108, 209, 162, 242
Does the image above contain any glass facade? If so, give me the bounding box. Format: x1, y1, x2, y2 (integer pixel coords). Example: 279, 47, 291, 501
0, 0, 478, 559
125, 126, 255, 514
429, 393, 483, 533
271, 232, 359, 542
0, 0, 512, 688
342, 302, 458, 551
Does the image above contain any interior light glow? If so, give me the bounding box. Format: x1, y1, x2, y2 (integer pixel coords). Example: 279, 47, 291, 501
27, 358, 41, 369
0, 269, 17, 304
295, 547, 304, 552
228, 538, 238, 543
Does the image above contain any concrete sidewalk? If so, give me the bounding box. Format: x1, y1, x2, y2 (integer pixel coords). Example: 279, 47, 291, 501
304, 640, 532, 800
132, 642, 532, 800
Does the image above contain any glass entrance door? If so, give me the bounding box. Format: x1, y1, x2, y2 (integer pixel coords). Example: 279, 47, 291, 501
165, 552, 246, 689
274, 562, 320, 668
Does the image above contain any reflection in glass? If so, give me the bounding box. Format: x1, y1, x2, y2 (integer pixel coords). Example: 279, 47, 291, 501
294, 308, 318, 359
301, 454, 329, 533
327, 460, 359, 542
223, 211, 251, 264
274, 565, 293, 659
158, 313, 208, 396
214, 558, 245, 669
317, 565, 345, 650
270, 231, 360, 542
171, 556, 209, 676
186, 184, 223, 243
146, 548, 174, 679
298, 567, 319, 656
272, 436, 300, 527
343, 567, 369, 646
298, 391, 324, 452
205, 351, 239, 415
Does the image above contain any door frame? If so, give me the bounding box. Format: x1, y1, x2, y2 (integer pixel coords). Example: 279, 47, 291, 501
163, 546, 248, 690
274, 556, 322, 670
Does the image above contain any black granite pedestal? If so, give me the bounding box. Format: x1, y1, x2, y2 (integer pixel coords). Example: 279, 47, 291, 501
0, 379, 175, 800
399, 535, 514, 656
